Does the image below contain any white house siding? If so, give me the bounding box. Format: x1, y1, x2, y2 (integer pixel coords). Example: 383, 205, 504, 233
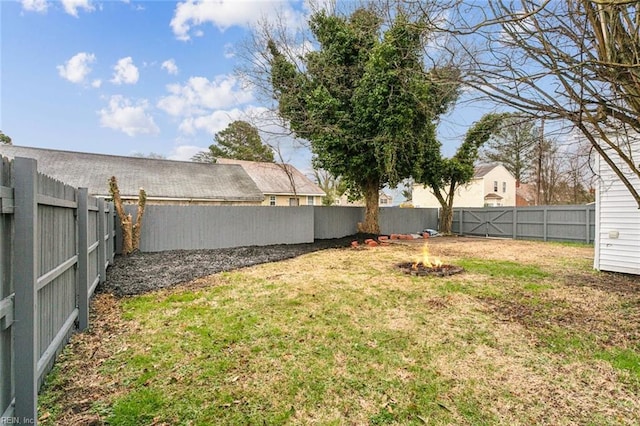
412, 165, 516, 208
482, 166, 517, 206
594, 136, 640, 275
413, 178, 484, 208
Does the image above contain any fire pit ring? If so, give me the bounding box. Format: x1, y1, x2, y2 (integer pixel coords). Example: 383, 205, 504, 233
396, 262, 464, 277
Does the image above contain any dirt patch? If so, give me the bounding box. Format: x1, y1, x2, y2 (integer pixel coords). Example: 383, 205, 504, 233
40, 294, 126, 425
483, 291, 640, 348
100, 235, 376, 296
563, 270, 640, 296
399, 235, 588, 260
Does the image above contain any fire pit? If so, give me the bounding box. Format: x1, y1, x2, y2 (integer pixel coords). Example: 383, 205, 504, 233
396, 242, 464, 277
396, 262, 464, 277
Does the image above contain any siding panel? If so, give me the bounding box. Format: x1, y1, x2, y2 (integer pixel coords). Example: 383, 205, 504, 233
595, 135, 640, 274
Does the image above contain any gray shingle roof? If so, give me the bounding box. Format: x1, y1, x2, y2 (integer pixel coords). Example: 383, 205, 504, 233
215, 158, 326, 196
0, 145, 264, 202
474, 164, 499, 178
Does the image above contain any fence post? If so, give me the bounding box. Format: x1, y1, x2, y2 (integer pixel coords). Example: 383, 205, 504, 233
97, 198, 107, 283
107, 203, 115, 264
458, 209, 463, 235
77, 188, 89, 331
13, 157, 38, 424
543, 206, 548, 242
512, 207, 518, 239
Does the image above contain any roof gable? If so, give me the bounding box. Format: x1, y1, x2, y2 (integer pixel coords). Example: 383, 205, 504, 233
215, 158, 326, 196
0, 146, 264, 202
474, 164, 498, 178
474, 164, 514, 179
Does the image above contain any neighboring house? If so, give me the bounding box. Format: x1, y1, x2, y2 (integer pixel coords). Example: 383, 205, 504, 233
0, 145, 264, 205
516, 182, 537, 206
335, 190, 393, 207
594, 132, 640, 275
412, 164, 517, 208
215, 158, 325, 206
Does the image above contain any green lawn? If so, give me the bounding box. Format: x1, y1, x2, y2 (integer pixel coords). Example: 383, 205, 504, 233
40, 238, 640, 425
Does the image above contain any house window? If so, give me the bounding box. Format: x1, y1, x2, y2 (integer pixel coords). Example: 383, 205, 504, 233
380, 197, 388, 205
307, 196, 314, 206
269, 196, 276, 206
493, 181, 498, 192
289, 197, 299, 206
502, 182, 506, 193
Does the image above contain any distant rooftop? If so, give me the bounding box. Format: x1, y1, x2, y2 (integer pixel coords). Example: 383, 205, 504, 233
474, 164, 500, 178
0, 145, 264, 202
215, 158, 325, 196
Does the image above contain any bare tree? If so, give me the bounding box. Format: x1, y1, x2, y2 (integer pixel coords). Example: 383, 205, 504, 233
415, 0, 640, 206
479, 114, 539, 183
108, 176, 146, 255
314, 168, 347, 205
536, 138, 562, 204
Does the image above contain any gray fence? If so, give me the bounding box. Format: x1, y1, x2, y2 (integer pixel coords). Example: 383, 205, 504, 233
1, 157, 116, 424
452, 205, 596, 243
125, 205, 440, 252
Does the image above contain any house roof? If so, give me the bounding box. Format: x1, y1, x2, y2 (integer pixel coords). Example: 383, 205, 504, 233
484, 193, 504, 200
516, 182, 537, 204
215, 158, 325, 196
474, 164, 501, 178
0, 145, 264, 202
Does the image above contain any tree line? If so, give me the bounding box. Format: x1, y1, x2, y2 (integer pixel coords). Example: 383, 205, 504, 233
478, 116, 595, 206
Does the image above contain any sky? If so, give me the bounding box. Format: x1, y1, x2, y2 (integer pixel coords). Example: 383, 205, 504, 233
1, 0, 485, 177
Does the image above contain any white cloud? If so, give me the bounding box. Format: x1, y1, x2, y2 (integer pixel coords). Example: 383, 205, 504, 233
178, 105, 268, 136
161, 59, 179, 75
98, 95, 159, 136
91, 79, 102, 88
168, 145, 207, 161
21, 0, 49, 13
110, 57, 139, 85
157, 74, 254, 117
57, 52, 96, 84
61, 0, 94, 17
170, 0, 304, 41
223, 43, 235, 59
178, 108, 243, 135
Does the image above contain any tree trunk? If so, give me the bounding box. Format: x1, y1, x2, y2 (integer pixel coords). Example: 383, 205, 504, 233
121, 214, 134, 255
358, 181, 380, 234
109, 176, 143, 255
132, 188, 147, 251
439, 205, 453, 234
432, 183, 455, 234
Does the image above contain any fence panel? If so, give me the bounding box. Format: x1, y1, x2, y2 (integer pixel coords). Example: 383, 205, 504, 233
313, 206, 363, 239
452, 205, 595, 243
2, 157, 116, 424
0, 157, 14, 419
87, 196, 101, 297
35, 174, 78, 392
379, 207, 439, 236
129, 205, 315, 252
129, 205, 442, 252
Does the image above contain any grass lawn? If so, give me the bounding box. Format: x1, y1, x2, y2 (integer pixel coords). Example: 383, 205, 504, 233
39, 238, 640, 425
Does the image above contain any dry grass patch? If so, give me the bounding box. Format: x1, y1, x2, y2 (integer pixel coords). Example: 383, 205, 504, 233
39, 237, 640, 425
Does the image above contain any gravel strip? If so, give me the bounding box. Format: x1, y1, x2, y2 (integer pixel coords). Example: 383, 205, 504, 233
99, 235, 370, 297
